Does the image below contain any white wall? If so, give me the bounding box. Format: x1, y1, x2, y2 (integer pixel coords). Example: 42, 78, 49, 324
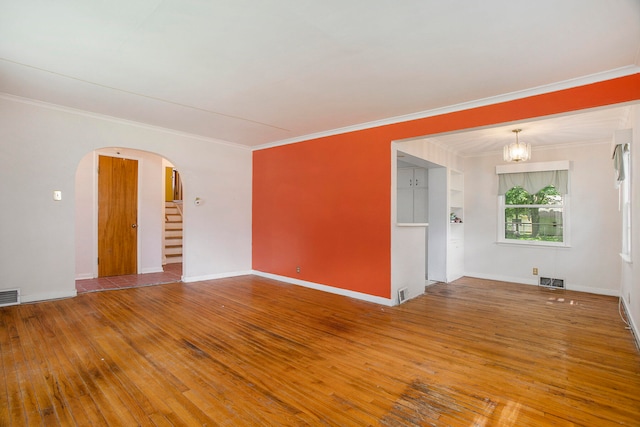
0, 95, 252, 303
621, 104, 640, 345
464, 142, 622, 295
391, 138, 462, 303
75, 148, 165, 279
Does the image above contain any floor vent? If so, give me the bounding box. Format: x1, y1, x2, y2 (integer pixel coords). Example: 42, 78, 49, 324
0, 289, 20, 307
398, 287, 409, 304
539, 277, 565, 289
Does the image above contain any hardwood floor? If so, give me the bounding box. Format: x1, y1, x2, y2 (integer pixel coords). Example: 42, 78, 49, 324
1, 276, 639, 426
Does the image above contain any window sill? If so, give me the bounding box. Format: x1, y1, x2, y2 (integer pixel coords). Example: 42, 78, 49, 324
620, 253, 632, 264
496, 241, 571, 249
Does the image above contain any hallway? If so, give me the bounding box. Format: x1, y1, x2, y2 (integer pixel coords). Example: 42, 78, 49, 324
75, 263, 182, 293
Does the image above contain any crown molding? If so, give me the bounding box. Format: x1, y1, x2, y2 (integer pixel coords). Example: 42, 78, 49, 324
253, 66, 640, 151
0, 92, 250, 151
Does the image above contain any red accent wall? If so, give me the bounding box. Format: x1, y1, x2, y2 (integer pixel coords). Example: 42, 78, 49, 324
253, 74, 640, 299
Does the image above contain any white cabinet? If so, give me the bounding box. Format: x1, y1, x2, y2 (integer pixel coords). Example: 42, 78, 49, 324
447, 169, 464, 282
397, 168, 428, 223
427, 168, 464, 283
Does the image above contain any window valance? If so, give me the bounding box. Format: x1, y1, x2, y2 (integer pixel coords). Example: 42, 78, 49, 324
612, 143, 627, 182
498, 170, 568, 195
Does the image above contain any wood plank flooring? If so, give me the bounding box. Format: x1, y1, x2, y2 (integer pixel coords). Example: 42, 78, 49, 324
1, 276, 639, 426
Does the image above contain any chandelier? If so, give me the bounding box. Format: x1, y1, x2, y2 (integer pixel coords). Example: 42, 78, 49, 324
503, 129, 531, 162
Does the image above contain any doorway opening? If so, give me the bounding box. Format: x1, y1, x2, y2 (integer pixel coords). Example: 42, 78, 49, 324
75, 148, 184, 293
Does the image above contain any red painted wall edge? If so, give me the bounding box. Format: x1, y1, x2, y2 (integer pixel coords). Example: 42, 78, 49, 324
253, 74, 640, 299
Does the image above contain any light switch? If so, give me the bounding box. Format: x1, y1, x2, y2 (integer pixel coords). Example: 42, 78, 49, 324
53, 190, 62, 201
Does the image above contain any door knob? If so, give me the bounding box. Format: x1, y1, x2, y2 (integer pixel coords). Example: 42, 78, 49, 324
131, 224, 137, 228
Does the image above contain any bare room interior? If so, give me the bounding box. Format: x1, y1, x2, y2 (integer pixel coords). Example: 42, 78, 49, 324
1, 1, 639, 425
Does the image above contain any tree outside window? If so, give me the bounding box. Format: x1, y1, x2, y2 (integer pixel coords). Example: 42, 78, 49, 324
504, 185, 563, 242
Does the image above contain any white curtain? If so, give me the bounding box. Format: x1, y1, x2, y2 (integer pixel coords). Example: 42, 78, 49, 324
498, 170, 568, 195
612, 143, 627, 183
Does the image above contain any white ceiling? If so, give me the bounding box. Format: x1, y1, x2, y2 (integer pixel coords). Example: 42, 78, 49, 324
1, 0, 639, 149
420, 105, 635, 158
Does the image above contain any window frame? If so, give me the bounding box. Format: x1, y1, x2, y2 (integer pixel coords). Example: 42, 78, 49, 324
620, 143, 632, 262
495, 161, 571, 248
497, 190, 570, 247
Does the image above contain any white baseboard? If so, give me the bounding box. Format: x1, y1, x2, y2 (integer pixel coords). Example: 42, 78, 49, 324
252, 270, 393, 306
621, 298, 640, 350
566, 284, 620, 297
182, 270, 253, 283
464, 272, 538, 286
464, 272, 620, 296
21, 290, 77, 303
140, 267, 164, 274
75, 273, 94, 280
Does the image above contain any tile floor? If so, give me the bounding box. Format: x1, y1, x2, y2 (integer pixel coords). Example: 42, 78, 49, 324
76, 263, 182, 294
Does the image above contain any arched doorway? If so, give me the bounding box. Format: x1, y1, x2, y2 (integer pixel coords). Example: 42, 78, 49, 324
74, 147, 184, 293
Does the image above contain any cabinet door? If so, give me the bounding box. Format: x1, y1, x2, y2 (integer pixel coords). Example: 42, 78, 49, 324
413, 168, 427, 188
398, 168, 414, 188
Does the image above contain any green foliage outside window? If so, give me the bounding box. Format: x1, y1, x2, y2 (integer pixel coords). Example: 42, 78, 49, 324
504, 185, 563, 242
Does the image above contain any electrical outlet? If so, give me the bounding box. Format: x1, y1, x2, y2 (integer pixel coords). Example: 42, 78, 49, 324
296, 266, 301, 273
532, 267, 538, 275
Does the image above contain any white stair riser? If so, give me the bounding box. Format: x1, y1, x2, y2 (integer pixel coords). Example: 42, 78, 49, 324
165, 201, 183, 260
165, 247, 182, 255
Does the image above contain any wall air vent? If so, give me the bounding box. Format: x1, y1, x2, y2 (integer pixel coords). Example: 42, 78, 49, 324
398, 287, 409, 304
539, 277, 565, 289
0, 288, 20, 307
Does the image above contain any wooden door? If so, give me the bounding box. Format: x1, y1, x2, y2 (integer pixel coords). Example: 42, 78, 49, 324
98, 155, 138, 277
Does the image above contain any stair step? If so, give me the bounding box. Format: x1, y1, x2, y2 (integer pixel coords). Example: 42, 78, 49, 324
165, 230, 183, 237
165, 224, 183, 231
166, 214, 182, 221
165, 247, 182, 255
166, 255, 182, 263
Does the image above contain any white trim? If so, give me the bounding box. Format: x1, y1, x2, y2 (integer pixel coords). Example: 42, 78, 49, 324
182, 270, 253, 283
465, 273, 620, 296
622, 297, 640, 350
466, 272, 539, 286
253, 66, 640, 151
497, 193, 570, 248
496, 241, 571, 249
620, 253, 632, 263
75, 273, 94, 280
140, 267, 164, 274
252, 271, 394, 306
496, 160, 571, 174
565, 285, 619, 297
21, 290, 77, 303
0, 92, 250, 151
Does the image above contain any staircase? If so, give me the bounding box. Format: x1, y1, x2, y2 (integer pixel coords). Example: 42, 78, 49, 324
164, 201, 183, 264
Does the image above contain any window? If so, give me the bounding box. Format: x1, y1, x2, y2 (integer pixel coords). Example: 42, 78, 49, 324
620, 146, 631, 261
496, 163, 570, 247
501, 185, 565, 244
614, 129, 632, 262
